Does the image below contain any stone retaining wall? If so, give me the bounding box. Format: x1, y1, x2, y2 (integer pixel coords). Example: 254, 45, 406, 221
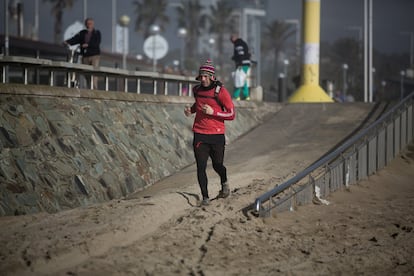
0, 84, 281, 216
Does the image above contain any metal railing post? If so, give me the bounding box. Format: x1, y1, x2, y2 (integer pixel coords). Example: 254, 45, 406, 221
2, 65, 5, 83
105, 76, 109, 91
164, 81, 168, 95
136, 78, 141, 94
23, 67, 28, 84
49, 70, 54, 86
153, 80, 157, 95
178, 82, 183, 96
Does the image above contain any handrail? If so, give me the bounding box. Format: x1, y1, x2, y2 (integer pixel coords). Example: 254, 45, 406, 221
254, 92, 414, 216
1, 55, 198, 95
0, 55, 53, 65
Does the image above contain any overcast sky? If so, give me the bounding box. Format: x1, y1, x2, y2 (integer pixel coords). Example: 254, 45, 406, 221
1, 0, 414, 57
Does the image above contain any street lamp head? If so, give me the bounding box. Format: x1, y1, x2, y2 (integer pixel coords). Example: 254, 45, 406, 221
283, 59, 290, 65
119, 15, 130, 27
208, 38, 215, 45
342, 63, 348, 70
150, 24, 160, 34
177, 27, 187, 38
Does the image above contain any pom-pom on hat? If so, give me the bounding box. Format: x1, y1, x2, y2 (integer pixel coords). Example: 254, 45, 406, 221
197, 59, 216, 80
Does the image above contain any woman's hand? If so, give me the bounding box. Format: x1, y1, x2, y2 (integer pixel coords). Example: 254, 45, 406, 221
202, 104, 213, 115
184, 105, 192, 117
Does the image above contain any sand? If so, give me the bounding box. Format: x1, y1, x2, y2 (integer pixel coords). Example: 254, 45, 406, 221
1, 104, 413, 275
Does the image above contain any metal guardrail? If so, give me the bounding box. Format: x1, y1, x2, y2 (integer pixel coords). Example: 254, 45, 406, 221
253, 93, 414, 217
0, 55, 198, 96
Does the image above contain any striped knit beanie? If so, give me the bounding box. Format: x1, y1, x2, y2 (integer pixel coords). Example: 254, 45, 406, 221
197, 59, 215, 80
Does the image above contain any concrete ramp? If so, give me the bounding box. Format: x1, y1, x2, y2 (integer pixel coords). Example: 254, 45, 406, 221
137, 103, 374, 199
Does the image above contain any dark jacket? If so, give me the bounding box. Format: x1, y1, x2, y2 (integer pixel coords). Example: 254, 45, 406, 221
66, 29, 101, 57
231, 38, 251, 67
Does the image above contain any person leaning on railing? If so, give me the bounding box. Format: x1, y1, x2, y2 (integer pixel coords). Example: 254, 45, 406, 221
63, 18, 101, 89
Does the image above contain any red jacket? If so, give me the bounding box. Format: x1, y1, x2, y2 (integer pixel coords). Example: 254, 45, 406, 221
190, 84, 235, 134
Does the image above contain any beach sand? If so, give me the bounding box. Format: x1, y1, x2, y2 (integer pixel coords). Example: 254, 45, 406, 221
1, 105, 413, 275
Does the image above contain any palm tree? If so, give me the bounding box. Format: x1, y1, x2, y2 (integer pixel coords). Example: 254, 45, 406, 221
176, 0, 205, 71
44, 0, 75, 43
262, 19, 296, 79
205, 0, 237, 72
133, 0, 169, 38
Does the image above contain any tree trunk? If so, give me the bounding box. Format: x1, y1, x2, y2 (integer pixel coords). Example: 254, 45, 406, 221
54, 11, 63, 43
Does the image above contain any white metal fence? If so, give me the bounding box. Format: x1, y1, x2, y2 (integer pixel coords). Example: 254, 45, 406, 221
0, 55, 198, 96
253, 93, 414, 217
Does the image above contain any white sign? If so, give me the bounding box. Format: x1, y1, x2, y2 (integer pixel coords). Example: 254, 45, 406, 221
143, 34, 168, 60
303, 43, 319, 65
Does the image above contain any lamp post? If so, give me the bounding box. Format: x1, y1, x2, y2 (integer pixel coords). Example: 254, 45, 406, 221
150, 24, 160, 72
400, 31, 413, 67
119, 15, 130, 69
111, 0, 116, 52
285, 19, 300, 74
283, 59, 290, 89
400, 70, 405, 101
33, 0, 39, 40
278, 73, 287, 102
342, 63, 349, 99
381, 80, 386, 100
208, 37, 215, 60
172, 60, 180, 72
83, 0, 87, 21
346, 25, 363, 96
177, 27, 187, 72
4, 0, 9, 56
364, 0, 374, 103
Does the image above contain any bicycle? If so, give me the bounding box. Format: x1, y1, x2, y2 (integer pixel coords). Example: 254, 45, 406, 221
65, 45, 81, 88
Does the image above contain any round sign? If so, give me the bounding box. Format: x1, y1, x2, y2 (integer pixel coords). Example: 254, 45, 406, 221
143, 34, 169, 60
64, 21, 84, 51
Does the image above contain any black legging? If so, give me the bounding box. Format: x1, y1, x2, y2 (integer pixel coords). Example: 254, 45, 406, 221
194, 142, 227, 199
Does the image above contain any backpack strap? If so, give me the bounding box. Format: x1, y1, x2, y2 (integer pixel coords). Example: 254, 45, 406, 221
214, 84, 224, 110
193, 83, 224, 110
215, 84, 221, 97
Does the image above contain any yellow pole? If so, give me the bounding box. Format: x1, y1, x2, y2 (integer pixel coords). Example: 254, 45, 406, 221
288, 0, 333, 102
